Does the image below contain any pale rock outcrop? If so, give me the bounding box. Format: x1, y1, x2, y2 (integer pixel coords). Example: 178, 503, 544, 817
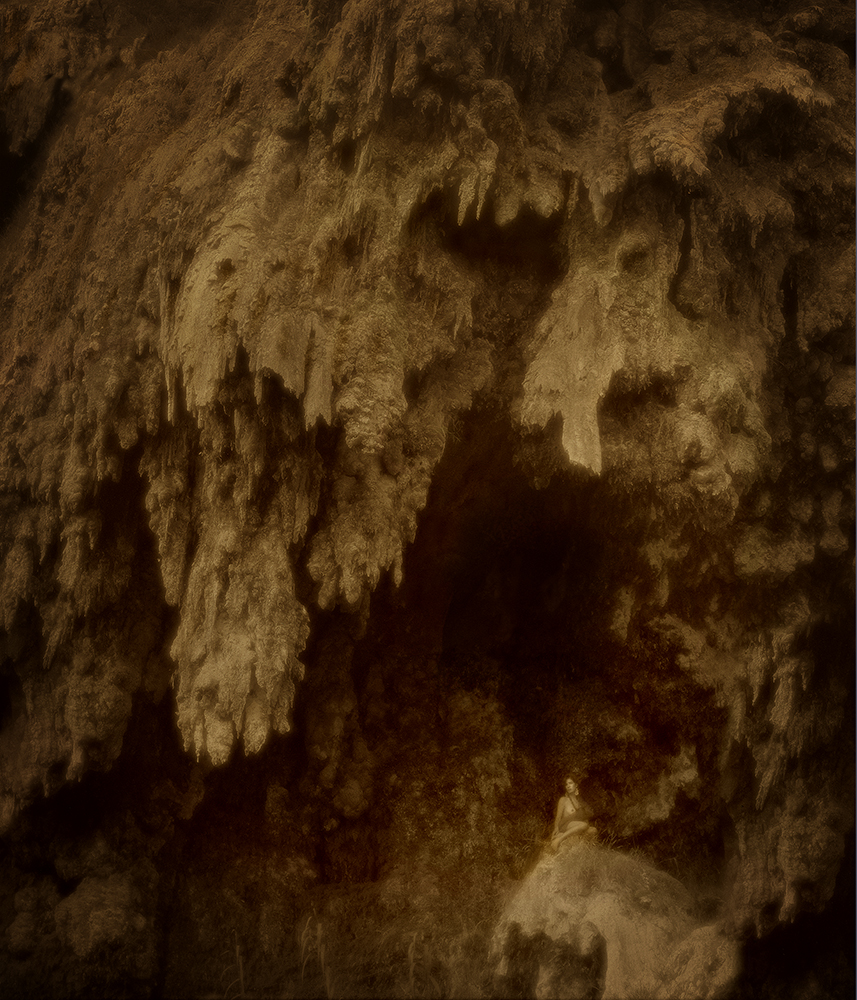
493, 839, 740, 999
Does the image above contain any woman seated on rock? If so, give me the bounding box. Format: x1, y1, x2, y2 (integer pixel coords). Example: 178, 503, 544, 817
550, 775, 597, 851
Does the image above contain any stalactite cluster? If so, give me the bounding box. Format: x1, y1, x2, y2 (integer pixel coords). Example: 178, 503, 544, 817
0, 0, 853, 996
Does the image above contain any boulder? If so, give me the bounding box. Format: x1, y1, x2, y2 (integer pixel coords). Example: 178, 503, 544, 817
492, 838, 739, 1000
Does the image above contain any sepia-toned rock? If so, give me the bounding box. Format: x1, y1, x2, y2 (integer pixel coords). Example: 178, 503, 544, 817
0, 0, 853, 996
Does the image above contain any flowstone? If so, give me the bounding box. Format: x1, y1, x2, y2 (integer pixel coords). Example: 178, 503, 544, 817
492, 839, 739, 1000
0, 0, 853, 995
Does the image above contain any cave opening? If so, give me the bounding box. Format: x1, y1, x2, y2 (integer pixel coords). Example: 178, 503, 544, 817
0, 372, 744, 998
328, 405, 732, 896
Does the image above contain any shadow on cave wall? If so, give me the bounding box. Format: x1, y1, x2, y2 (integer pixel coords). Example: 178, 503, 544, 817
397, 408, 730, 870
731, 832, 856, 1000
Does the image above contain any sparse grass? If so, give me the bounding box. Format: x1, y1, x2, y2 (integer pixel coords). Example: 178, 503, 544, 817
219, 928, 246, 1000
286, 877, 504, 1000
204, 834, 727, 1000
300, 911, 335, 999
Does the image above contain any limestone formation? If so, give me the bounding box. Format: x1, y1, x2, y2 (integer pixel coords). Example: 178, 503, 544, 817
0, 0, 853, 996
493, 838, 739, 999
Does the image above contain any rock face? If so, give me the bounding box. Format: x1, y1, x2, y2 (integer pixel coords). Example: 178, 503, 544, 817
0, 0, 853, 996
493, 838, 739, 999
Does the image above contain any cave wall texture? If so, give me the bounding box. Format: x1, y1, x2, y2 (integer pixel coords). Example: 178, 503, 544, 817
0, 0, 854, 996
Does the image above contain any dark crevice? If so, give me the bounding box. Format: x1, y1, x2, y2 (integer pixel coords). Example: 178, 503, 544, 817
0, 659, 23, 731
0, 140, 30, 231
414, 192, 566, 284
602, 369, 680, 416
837, 38, 856, 70
275, 75, 298, 99
334, 136, 358, 175
780, 260, 800, 348
667, 195, 697, 320
402, 369, 425, 404
599, 56, 635, 93
734, 834, 856, 998
291, 420, 341, 610
0, 81, 71, 231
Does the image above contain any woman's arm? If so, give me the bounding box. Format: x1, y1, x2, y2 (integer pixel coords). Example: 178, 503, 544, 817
551, 797, 566, 837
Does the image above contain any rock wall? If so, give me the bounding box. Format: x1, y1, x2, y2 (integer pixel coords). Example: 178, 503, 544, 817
0, 0, 853, 996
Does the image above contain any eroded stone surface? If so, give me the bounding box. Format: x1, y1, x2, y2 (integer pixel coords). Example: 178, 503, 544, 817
0, 0, 853, 995
493, 839, 740, 999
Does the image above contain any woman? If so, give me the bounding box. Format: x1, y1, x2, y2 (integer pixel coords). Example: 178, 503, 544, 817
550, 775, 596, 851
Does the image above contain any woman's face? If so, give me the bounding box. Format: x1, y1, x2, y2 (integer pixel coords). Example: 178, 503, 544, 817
565, 778, 577, 796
